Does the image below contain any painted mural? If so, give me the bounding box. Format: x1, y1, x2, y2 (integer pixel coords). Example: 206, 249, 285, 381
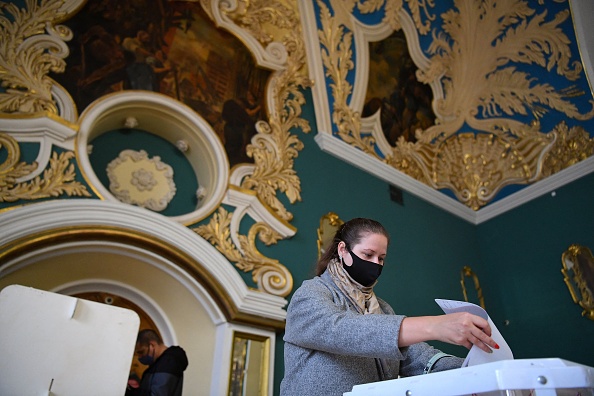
52, 0, 269, 166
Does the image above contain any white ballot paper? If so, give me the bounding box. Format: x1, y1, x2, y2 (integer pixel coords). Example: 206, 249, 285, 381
435, 299, 514, 367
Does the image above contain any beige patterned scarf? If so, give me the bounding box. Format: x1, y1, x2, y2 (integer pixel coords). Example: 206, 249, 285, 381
327, 258, 382, 315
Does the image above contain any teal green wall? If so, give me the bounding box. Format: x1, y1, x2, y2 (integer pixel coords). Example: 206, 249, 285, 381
270, 95, 485, 394
476, 172, 594, 366
270, 95, 594, 395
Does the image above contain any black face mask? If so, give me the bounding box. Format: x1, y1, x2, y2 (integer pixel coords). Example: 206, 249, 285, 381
341, 248, 383, 286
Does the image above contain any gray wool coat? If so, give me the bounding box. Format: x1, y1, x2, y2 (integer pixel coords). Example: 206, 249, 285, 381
280, 271, 464, 396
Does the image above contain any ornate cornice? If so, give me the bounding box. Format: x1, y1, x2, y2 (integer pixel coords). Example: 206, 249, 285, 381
302, 0, 594, 213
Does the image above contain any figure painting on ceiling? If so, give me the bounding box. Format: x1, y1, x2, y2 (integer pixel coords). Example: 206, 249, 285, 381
51, 0, 269, 167
362, 30, 435, 146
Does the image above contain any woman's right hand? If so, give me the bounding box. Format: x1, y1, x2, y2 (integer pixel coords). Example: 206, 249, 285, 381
431, 312, 499, 352
399, 313, 500, 353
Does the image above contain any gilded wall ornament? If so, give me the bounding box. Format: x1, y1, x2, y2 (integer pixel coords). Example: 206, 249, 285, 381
195, 207, 293, 297
460, 266, 485, 310
562, 244, 594, 321
0, 132, 90, 202
219, 0, 313, 222
0, 1, 71, 115
304, 0, 594, 210
542, 122, 594, 177
190, 0, 310, 295
317, 212, 344, 258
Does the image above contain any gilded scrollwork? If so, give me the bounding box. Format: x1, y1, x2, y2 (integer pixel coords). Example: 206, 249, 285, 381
542, 122, 594, 176
217, 0, 297, 46
419, 2, 593, 143
460, 266, 485, 309
196, 0, 310, 294
194, 207, 293, 297
562, 244, 594, 321
0, 1, 71, 114
0, 132, 91, 202
432, 127, 555, 210
219, 0, 312, 222
312, 0, 594, 210
316, 1, 377, 157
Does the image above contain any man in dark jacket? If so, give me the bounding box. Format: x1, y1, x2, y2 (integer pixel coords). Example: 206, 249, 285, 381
134, 329, 188, 396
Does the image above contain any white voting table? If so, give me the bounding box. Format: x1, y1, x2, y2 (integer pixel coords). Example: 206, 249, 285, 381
0, 285, 140, 396
344, 358, 594, 396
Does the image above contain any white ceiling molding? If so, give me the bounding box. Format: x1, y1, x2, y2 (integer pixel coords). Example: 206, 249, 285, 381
0, 116, 77, 182
315, 132, 594, 224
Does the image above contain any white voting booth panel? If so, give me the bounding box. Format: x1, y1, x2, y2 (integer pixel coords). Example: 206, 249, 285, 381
344, 358, 594, 396
0, 285, 140, 396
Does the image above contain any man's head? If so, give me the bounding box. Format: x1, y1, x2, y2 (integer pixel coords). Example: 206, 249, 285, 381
135, 329, 167, 366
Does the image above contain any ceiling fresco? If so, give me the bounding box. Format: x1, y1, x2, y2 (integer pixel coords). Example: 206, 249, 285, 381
300, 0, 594, 222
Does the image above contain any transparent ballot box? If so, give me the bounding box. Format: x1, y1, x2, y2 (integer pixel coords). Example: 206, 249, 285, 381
344, 358, 594, 396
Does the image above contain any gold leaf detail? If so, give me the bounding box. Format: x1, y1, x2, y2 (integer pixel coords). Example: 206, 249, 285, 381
316, 0, 378, 156
321, 0, 593, 209
0, 133, 91, 202
385, 137, 432, 184
430, 130, 553, 210
0, 0, 69, 114
222, 0, 298, 45
542, 122, 594, 176
423, 0, 594, 143
194, 207, 243, 262
193, 207, 293, 296
219, 0, 312, 222
237, 222, 292, 296
383, 0, 435, 35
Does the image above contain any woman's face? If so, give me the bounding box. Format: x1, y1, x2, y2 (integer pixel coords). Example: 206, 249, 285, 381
338, 232, 388, 266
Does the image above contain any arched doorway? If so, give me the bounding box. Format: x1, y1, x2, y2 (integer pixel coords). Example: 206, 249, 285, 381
72, 292, 159, 384
0, 199, 287, 395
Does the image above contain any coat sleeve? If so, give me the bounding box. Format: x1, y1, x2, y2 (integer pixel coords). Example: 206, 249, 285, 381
378, 294, 464, 376
147, 373, 182, 396
283, 278, 407, 360
397, 340, 464, 377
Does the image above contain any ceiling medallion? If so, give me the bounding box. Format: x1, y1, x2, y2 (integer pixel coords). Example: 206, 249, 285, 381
107, 149, 176, 212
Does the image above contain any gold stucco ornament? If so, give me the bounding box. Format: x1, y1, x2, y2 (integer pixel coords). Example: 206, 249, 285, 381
562, 244, 594, 321
0, 0, 308, 295
312, 0, 594, 210
194, 207, 293, 297
0, 1, 71, 115
0, 132, 91, 202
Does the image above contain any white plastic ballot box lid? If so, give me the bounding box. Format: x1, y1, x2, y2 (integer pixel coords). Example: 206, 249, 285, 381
344, 358, 594, 396
0, 284, 140, 396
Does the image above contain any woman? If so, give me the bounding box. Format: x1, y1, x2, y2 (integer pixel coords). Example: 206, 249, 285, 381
280, 218, 498, 396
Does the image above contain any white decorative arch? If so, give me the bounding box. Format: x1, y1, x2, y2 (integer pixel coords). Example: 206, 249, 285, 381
76, 91, 230, 225
0, 199, 284, 395
0, 199, 287, 323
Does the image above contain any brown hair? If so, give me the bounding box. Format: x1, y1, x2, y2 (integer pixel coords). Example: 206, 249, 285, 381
315, 217, 390, 276
136, 329, 163, 346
